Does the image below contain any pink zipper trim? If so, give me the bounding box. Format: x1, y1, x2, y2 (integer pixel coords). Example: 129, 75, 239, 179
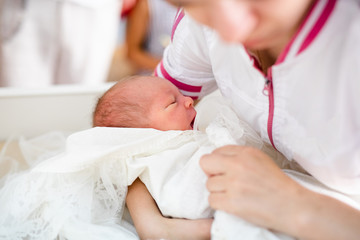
264, 0, 336, 149
265, 69, 277, 150
244, 51, 277, 149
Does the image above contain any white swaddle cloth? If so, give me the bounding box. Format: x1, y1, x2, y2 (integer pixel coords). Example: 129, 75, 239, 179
1, 94, 359, 240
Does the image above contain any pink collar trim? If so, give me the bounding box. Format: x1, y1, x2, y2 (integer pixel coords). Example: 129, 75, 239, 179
276, 0, 336, 64
171, 8, 185, 42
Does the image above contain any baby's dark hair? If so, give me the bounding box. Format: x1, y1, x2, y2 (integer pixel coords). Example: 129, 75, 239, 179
93, 76, 150, 128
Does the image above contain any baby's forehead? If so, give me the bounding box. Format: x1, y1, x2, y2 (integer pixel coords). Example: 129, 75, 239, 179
119, 77, 176, 101
140, 77, 175, 92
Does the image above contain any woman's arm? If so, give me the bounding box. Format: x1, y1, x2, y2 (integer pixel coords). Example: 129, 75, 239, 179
126, 178, 212, 240
125, 0, 161, 71
200, 145, 360, 240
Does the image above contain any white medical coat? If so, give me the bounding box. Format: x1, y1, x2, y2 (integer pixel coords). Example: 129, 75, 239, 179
155, 0, 360, 195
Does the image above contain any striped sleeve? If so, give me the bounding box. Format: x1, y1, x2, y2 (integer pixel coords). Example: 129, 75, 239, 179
154, 10, 217, 100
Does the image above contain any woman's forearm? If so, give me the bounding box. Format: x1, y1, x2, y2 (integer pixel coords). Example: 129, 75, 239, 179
288, 188, 360, 240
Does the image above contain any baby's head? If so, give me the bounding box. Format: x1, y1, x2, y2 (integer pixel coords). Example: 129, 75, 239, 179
93, 75, 196, 131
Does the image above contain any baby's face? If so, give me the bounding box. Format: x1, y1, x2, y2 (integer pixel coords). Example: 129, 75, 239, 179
144, 77, 197, 131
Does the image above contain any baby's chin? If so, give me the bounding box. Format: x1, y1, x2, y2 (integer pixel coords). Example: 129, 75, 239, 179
181, 125, 193, 131
181, 122, 194, 131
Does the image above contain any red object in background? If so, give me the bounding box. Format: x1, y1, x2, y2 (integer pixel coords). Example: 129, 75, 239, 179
121, 0, 137, 17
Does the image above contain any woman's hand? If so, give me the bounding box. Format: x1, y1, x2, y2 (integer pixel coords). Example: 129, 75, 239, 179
199, 145, 300, 229
199, 145, 360, 240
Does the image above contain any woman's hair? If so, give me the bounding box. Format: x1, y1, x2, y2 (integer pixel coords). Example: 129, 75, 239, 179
93, 76, 150, 128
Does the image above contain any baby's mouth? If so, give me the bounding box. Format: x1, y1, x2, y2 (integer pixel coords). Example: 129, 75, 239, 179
190, 114, 196, 129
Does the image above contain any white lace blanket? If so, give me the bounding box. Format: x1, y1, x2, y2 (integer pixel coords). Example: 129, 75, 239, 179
0, 94, 268, 239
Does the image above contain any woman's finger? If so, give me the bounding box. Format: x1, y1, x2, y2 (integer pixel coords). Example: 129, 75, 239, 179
211, 145, 246, 156
200, 145, 246, 176
200, 153, 226, 176
207, 191, 237, 215
206, 174, 227, 193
